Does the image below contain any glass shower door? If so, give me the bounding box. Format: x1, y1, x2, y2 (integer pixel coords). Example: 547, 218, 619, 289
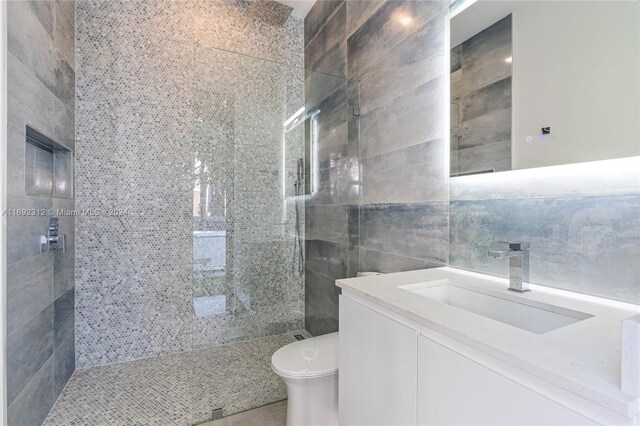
189, 45, 308, 422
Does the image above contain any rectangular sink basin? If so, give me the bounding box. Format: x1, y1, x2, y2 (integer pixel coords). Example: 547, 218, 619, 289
400, 281, 593, 334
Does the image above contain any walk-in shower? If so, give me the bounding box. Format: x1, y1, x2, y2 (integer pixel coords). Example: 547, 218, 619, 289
4, 0, 345, 424
51, 44, 315, 426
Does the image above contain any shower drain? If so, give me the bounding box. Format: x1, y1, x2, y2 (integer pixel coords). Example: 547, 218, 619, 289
211, 408, 223, 421
193, 408, 223, 425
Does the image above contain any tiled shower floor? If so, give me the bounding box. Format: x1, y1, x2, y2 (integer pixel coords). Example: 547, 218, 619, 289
44, 331, 310, 426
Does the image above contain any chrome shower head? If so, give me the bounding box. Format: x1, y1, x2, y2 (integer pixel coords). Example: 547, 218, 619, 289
246, 0, 293, 27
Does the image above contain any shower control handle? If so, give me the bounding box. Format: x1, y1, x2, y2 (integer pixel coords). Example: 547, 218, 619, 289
48, 234, 66, 253
46, 217, 66, 253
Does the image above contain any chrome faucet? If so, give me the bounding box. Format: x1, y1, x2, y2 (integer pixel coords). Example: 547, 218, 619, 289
488, 241, 530, 293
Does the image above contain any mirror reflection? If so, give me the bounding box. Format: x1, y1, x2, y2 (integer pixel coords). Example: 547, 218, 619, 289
449, 0, 640, 177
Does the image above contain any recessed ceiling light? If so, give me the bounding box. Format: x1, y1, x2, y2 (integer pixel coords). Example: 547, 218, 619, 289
505, 56, 513, 63
398, 15, 413, 26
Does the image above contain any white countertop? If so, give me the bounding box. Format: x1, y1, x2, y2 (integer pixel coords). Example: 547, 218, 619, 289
336, 267, 640, 418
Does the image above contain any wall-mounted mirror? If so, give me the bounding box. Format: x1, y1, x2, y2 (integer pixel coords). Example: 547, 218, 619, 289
449, 0, 640, 177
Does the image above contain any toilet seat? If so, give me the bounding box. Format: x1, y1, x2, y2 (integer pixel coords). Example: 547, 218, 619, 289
271, 332, 338, 378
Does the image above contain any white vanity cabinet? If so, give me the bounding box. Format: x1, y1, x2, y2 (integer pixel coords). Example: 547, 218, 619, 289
417, 334, 596, 425
339, 295, 419, 425
339, 291, 638, 426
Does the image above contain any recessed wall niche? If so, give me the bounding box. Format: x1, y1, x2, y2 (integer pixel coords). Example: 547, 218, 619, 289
25, 125, 74, 199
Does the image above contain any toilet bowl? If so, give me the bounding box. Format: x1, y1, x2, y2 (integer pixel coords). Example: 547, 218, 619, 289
271, 332, 339, 426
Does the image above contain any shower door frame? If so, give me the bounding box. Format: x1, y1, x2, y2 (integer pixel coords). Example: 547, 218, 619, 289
1, 1, 9, 423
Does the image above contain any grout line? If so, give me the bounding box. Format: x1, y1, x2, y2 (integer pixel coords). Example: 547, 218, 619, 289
348, 1, 449, 80
304, 1, 345, 50
358, 246, 447, 266
353, 7, 448, 112
357, 72, 444, 117
359, 137, 444, 161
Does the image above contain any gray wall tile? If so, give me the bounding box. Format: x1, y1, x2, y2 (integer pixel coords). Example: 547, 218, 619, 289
7, 0, 56, 92
460, 76, 511, 122
311, 82, 348, 134
304, 0, 636, 330
53, 244, 75, 300
347, 0, 445, 78
359, 76, 444, 157
305, 0, 451, 331
28, 0, 55, 37
459, 106, 510, 150
7, 1, 76, 419
305, 239, 354, 280
7, 124, 25, 198
54, 288, 75, 346
7, 304, 54, 406
309, 83, 351, 169
6, 195, 52, 265
457, 140, 511, 174
29, 145, 54, 197
346, 0, 385, 38
8, 356, 54, 426
304, 269, 340, 336
357, 9, 446, 113
304, 0, 344, 47
305, 2, 346, 78
451, 15, 511, 176
54, 0, 76, 66
318, 121, 352, 169
304, 69, 346, 111
312, 161, 360, 205
7, 253, 54, 337
347, 204, 360, 247
451, 43, 462, 73
361, 139, 447, 204
359, 202, 449, 264
53, 332, 75, 397
305, 205, 350, 246
53, 152, 73, 199
450, 194, 640, 303
459, 15, 511, 94
7, 52, 54, 135
24, 143, 37, 195
359, 247, 442, 274
52, 53, 75, 106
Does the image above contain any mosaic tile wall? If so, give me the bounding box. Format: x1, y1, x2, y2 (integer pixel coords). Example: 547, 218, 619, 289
76, 0, 305, 368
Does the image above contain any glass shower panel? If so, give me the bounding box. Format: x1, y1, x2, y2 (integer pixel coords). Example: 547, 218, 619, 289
190, 45, 312, 422
192, 45, 306, 347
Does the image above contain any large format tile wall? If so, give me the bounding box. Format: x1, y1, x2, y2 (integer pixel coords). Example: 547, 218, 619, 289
6, 1, 76, 424
76, 0, 304, 367
304, 0, 451, 335
304, 0, 639, 335
450, 158, 640, 304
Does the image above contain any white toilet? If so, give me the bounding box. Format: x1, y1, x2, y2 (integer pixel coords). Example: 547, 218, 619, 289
271, 332, 339, 426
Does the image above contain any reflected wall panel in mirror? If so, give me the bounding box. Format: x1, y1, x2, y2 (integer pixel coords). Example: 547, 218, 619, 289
449, 0, 640, 177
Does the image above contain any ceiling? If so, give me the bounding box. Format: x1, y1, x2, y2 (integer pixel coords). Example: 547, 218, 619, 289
276, 0, 317, 18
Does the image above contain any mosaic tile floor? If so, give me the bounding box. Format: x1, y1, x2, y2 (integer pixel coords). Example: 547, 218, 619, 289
44, 331, 309, 426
